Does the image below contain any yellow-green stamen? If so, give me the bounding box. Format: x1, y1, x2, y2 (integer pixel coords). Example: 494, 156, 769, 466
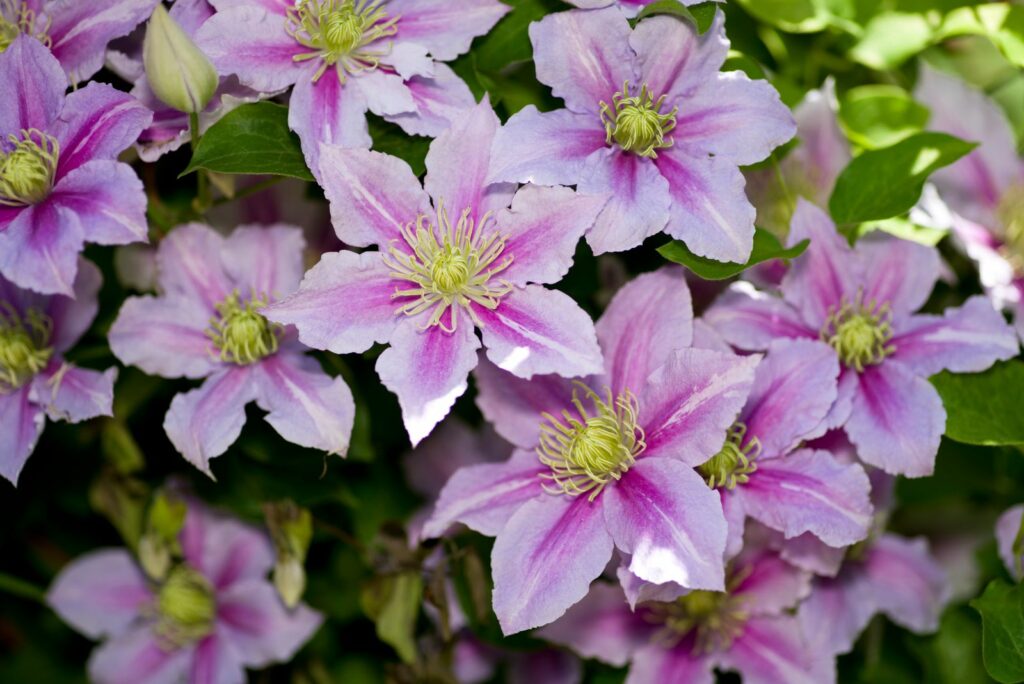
599, 81, 678, 158
206, 291, 281, 365
285, 0, 399, 84
0, 302, 52, 391
0, 129, 59, 206
820, 289, 895, 372
538, 382, 645, 502
0, 1, 51, 53
154, 565, 216, 648
699, 422, 760, 490
648, 588, 748, 653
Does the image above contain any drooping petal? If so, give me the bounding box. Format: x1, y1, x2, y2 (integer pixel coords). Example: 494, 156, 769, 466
720, 616, 834, 684
376, 320, 481, 446
496, 185, 607, 287
217, 580, 322, 667
488, 106, 607, 187
491, 494, 614, 634
0, 385, 44, 485
478, 285, 604, 379
196, 7, 305, 93
53, 83, 153, 177
180, 504, 275, 591
615, 560, 689, 608
0, 35, 66, 133
154, 223, 232, 311
474, 359, 577, 449
704, 282, 815, 351
263, 251, 401, 355
797, 575, 876, 655
49, 161, 148, 246
597, 267, 693, 395
109, 295, 219, 379
778, 533, 846, 578
47, 549, 151, 639
891, 296, 1019, 377
87, 625, 193, 684
163, 366, 258, 477
641, 349, 760, 465
996, 505, 1024, 580
530, 7, 637, 115
289, 71, 372, 181
856, 236, 940, 320
47, 258, 102, 353
422, 448, 546, 538
382, 63, 477, 137
844, 361, 945, 477
577, 148, 670, 255
221, 225, 305, 299
45, 0, 158, 82
33, 364, 116, 424
0, 200, 84, 297
189, 633, 245, 684
386, 0, 510, 61
732, 552, 811, 615
860, 534, 949, 634
625, 642, 714, 684
604, 458, 727, 589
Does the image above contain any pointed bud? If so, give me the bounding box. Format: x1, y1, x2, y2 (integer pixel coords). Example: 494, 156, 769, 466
265, 500, 313, 607
274, 556, 307, 609
139, 491, 187, 581
143, 5, 217, 113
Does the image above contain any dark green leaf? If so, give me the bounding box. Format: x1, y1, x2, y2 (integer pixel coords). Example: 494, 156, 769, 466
971, 580, 1024, 683
932, 360, 1024, 446
362, 572, 423, 664
472, 0, 557, 73
733, 0, 831, 32
183, 102, 313, 181
636, 0, 720, 33
911, 606, 988, 684
829, 132, 976, 223
657, 228, 809, 279
368, 118, 430, 177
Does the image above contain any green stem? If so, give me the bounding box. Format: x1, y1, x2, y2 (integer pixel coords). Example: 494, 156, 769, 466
190, 112, 211, 214
0, 572, 46, 604
210, 176, 285, 208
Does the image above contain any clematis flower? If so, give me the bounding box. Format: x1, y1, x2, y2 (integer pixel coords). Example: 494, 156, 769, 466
915, 65, 1024, 341
996, 504, 1024, 581
0, 0, 158, 81
0, 36, 152, 296
109, 222, 355, 477
420, 267, 760, 634
48, 500, 322, 684
0, 259, 116, 485
487, 8, 795, 258
562, 0, 669, 17
705, 199, 1019, 477
265, 100, 608, 445
195, 0, 508, 178
540, 550, 834, 684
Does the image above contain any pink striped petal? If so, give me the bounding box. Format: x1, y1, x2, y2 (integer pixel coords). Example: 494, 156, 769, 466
222, 224, 305, 299
0, 35, 66, 132
45, 0, 158, 82
289, 72, 372, 183
109, 295, 219, 379
386, 0, 510, 61
47, 258, 102, 353
0, 201, 84, 296
732, 552, 811, 616
154, 224, 232, 311
857, 236, 940, 320
489, 106, 607, 187
180, 505, 274, 591
48, 549, 151, 639
189, 633, 244, 684
50, 161, 148, 246
705, 283, 816, 351
383, 63, 476, 137
474, 359, 577, 449
87, 626, 192, 684
196, 7, 305, 92
538, 582, 651, 667
630, 13, 728, 111
861, 534, 949, 634
53, 83, 152, 177
720, 616, 834, 684
33, 364, 116, 424
626, 642, 713, 684
0, 385, 45, 485
217, 580, 322, 667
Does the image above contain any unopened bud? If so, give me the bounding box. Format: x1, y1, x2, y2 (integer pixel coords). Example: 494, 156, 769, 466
265, 500, 313, 607
143, 5, 217, 113
139, 491, 187, 580
274, 556, 307, 609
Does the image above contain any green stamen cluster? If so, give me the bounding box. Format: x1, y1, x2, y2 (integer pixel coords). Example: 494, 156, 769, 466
821, 290, 894, 372
0, 129, 59, 206
998, 185, 1024, 270
206, 291, 281, 365
155, 565, 216, 648
0, 302, 52, 391
383, 200, 514, 333
649, 589, 748, 654
0, 1, 50, 53
285, 0, 399, 83
599, 81, 678, 158
699, 422, 760, 490
538, 383, 646, 501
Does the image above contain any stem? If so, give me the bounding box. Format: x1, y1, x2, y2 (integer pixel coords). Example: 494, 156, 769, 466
0, 572, 46, 604
210, 176, 285, 208
190, 112, 211, 214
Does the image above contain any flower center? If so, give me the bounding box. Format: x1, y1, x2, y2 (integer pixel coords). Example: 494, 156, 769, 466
0, 303, 52, 391
155, 565, 216, 648
0, 129, 59, 206
206, 291, 281, 365
599, 81, 678, 158
820, 290, 894, 372
698, 423, 760, 490
285, 0, 399, 83
538, 382, 645, 501
648, 589, 748, 653
0, 1, 50, 53
998, 185, 1024, 271
383, 200, 514, 333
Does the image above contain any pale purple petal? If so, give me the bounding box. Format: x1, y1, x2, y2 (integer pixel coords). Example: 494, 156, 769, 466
733, 552, 811, 615
625, 642, 714, 684
47, 549, 151, 639
861, 534, 949, 633
403, 418, 510, 497
0, 201, 84, 296
376, 320, 481, 446
33, 364, 116, 424
778, 533, 846, 578
538, 582, 651, 667
616, 561, 689, 608
996, 505, 1024, 580
797, 575, 875, 655
217, 580, 322, 666
45, 0, 158, 82
53, 83, 153, 176
318, 145, 432, 247
786, 81, 850, 205
351, 70, 416, 117
87, 626, 193, 684
383, 63, 476, 137
263, 251, 400, 354
891, 296, 1019, 377
641, 349, 760, 465
387, 0, 510, 61
507, 650, 582, 684
196, 7, 305, 92
474, 359, 576, 449
208, 0, 290, 12
844, 361, 945, 477
289, 72, 372, 182
422, 448, 546, 538
180, 504, 275, 590
253, 353, 354, 455
381, 41, 433, 80
857, 236, 941, 320
604, 458, 727, 589
0, 35, 66, 132
721, 616, 834, 684
154, 223, 232, 311
529, 8, 637, 115
109, 295, 219, 379
488, 106, 607, 187
704, 283, 815, 351
478, 286, 604, 379
495, 185, 607, 287
491, 494, 614, 634
47, 257, 102, 353
221, 224, 305, 299
0, 385, 44, 485
630, 13, 728, 111
189, 633, 245, 684
50, 161, 147, 245
163, 366, 257, 477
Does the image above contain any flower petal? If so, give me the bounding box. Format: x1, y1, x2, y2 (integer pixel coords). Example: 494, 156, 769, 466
289, 72, 372, 182
87, 626, 193, 684
386, 0, 510, 61
189, 633, 245, 684
382, 63, 477, 138
155, 223, 232, 311
997, 505, 1024, 580
109, 295, 219, 379
630, 13, 728, 110
0, 385, 44, 485
47, 549, 151, 639
861, 534, 949, 634
217, 580, 322, 667
797, 575, 876, 656
856, 236, 940, 320
538, 582, 651, 667
719, 616, 834, 684
488, 106, 607, 187
180, 504, 275, 590
47, 258, 102, 353
46, 0, 158, 82
0, 201, 84, 297
53, 83, 153, 177
0, 35, 66, 132
474, 359, 576, 449
33, 364, 116, 424
733, 551, 811, 615
351, 70, 416, 117
625, 642, 714, 684
196, 7, 304, 92
222, 224, 305, 299
51, 160, 148, 246
704, 282, 815, 351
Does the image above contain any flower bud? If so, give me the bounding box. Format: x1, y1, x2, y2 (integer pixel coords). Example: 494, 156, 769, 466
139, 491, 187, 581
274, 556, 306, 609
143, 5, 217, 114
265, 500, 313, 608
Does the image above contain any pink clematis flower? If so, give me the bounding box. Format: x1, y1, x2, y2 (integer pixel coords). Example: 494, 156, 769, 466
264, 100, 608, 445
705, 199, 1019, 477
421, 267, 760, 634
915, 65, 1024, 342
48, 501, 323, 684
0, 36, 152, 296
194, 0, 509, 179
109, 222, 355, 477
488, 8, 795, 258
0, 259, 116, 485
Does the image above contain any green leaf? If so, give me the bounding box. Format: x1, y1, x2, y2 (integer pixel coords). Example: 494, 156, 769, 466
854, 216, 948, 246
971, 580, 1024, 683
733, 0, 831, 33
368, 118, 429, 177
657, 228, 810, 280
839, 85, 931, 149
636, 0, 720, 33
362, 573, 423, 664
932, 361, 1024, 447
472, 0, 555, 73
849, 12, 934, 70
829, 132, 976, 223
183, 102, 313, 181
939, 4, 1024, 69
912, 607, 988, 684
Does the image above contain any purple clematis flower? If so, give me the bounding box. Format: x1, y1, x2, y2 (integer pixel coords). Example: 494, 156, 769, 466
0, 258, 116, 485
488, 8, 795, 258
996, 504, 1024, 581
705, 199, 1019, 477
264, 100, 608, 445
0, 0, 158, 82
540, 549, 834, 684
915, 65, 1024, 342
109, 222, 355, 477
0, 36, 152, 296
195, 0, 508, 179
48, 500, 323, 684
420, 267, 760, 634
